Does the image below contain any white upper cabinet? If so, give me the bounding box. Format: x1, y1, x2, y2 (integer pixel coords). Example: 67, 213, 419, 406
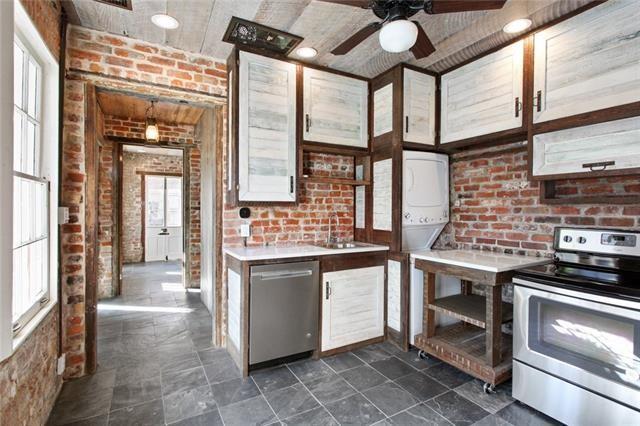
303, 67, 368, 148
440, 40, 524, 144
533, 0, 640, 124
403, 69, 436, 145
238, 51, 297, 202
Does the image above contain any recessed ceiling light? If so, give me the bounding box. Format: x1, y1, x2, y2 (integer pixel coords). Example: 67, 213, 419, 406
151, 14, 180, 30
295, 47, 318, 58
503, 18, 532, 34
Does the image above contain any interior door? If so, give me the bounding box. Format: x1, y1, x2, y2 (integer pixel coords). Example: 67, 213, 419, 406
145, 175, 183, 262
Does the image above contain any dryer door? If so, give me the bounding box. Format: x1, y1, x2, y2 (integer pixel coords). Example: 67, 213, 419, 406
402, 152, 448, 226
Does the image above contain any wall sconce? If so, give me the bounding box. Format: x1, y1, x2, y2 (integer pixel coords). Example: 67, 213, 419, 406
145, 101, 159, 142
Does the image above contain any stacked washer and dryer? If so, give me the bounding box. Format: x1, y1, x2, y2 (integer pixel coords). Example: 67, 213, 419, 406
400, 151, 457, 345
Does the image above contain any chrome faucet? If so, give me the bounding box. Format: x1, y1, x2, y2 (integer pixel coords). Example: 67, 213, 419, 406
327, 213, 338, 244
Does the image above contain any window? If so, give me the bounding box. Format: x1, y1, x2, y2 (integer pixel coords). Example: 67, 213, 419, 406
12, 36, 50, 333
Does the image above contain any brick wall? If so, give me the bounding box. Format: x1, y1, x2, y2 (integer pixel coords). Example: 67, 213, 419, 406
122, 152, 184, 263
436, 142, 640, 256
19, 0, 62, 61
98, 140, 114, 299
103, 117, 196, 144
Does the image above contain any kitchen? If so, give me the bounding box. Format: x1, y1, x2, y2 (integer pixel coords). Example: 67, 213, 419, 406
1, 0, 639, 425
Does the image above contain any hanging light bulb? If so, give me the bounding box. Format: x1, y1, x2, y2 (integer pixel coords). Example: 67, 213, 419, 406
145, 101, 159, 142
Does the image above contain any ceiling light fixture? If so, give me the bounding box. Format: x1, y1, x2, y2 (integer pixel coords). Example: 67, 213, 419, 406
295, 47, 318, 58
145, 101, 159, 143
503, 18, 532, 34
379, 20, 418, 53
151, 13, 180, 30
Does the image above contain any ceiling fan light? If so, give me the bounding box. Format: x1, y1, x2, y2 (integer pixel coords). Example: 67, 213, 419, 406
379, 20, 418, 53
503, 18, 532, 34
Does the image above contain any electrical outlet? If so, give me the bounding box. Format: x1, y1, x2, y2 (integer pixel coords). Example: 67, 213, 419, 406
240, 223, 251, 238
57, 355, 65, 375
58, 207, 69, 225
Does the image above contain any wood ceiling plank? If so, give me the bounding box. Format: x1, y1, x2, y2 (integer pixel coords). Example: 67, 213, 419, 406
96, 91, 205, 125
166, 0, 215, 53
253, 0, 312, 31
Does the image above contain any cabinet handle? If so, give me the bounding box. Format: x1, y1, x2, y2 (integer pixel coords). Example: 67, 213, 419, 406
534, 90, 542, 112
325, 282, 331, 300
289, 176, 294, 193
582, 160, 615, 172
514, 97, 522, 117
305, 114, 310, 132
405, 116, 409, 133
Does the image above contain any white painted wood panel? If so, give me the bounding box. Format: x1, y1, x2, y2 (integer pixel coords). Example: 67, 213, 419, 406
532, 116, 640, 177
374, 83, 393, 137
303, 67, 368, 147
321, 266, 385, 351
440, 40, 524, 144
387, 260, 401, 332
238, 51, 296, 202
227, 268, 242, 350
355, 185, 365, 229
373, 159, 392, 231
403, 69, 436, 145
533, 0, 640, 124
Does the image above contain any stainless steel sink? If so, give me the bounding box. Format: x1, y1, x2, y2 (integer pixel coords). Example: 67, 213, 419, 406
314, 241, 371, 250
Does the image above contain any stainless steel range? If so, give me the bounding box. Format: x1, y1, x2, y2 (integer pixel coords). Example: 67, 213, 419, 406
513, 227, 640, 425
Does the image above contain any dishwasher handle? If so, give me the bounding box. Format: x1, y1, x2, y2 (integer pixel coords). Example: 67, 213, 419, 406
254, 270, 314, 281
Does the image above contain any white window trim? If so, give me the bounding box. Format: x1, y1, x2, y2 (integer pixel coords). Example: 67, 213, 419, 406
0, 0, 59, 361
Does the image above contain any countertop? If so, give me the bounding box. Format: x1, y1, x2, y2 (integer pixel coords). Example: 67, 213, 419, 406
224, 243, 389, 261
410, 249, 551, 273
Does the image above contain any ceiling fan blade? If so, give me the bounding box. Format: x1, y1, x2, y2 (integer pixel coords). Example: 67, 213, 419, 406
331, 22, 382, 55
410, 22, 436, 59
315, 0, 372, 8
427, 0, 507, 14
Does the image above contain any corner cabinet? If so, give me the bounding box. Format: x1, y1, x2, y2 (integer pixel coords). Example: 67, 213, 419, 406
236, 51, 297, 203
321, 265, 385, 352
303, 67, 368, 148
403, 68, 436, 145
532, 0, 640, 124
440, 40, 524, 144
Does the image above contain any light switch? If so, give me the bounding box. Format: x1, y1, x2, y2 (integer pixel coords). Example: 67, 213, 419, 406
240, 223, 251, 238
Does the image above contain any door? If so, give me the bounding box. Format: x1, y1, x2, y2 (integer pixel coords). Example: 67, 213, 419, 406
403, 69, 436, 145
440, 40, 524, 144
145, 175, 183, 262
303, 67, 368, 148
321, 266, 384, 351
238, 51, 297, 202
532, 0, 640, 124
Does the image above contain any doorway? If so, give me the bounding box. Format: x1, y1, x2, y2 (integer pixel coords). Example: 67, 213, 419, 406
144, 174, 183, 262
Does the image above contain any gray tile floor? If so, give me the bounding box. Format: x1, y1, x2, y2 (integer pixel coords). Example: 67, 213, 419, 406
48, 261, 561, 426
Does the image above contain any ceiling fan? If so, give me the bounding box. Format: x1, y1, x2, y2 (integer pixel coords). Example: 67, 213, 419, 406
318, 0, 507, 59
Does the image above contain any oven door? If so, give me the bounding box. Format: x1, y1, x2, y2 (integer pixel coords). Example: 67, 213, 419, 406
513, 278, 640, 410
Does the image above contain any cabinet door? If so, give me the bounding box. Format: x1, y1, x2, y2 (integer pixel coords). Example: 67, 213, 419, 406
532, 116, 640, 178
440, 40, 524, 144
403, 69, 436, 145
533, 1, 640, 124
322, 266, 384, 351
303, 67, 368, 148
238, 51, 296, 202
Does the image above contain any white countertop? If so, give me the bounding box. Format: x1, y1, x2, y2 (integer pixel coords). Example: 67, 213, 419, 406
410, 249, 551, 273
224, 243, 389, 261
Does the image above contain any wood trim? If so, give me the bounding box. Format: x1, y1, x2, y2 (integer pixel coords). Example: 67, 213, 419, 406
387, 251, 410, 351
116, 143, 124, 295
59, 0, 81, 25
437, 128, 527, 153
413, 258, 513, 287
319, 251, 387, 273
111, 141, 121, 297
214, 106, 225, 347
300, 176, 370, 186
301, 141, 369, 157
105, 135, 195, 149
135, 171, 183, 176
319, 335, 385, 358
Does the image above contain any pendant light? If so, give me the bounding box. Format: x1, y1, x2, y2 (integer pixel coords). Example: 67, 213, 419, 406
145, 101, 159, 142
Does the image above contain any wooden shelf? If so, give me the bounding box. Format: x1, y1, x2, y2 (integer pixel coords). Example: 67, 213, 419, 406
429, 294, 513, 329
300, 176, 370, 186
302, 142, 370, 157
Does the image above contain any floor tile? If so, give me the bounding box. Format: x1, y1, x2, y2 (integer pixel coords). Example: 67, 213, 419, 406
63, 414, 109, 426
111, 377, 162, 410
48, 388, 113, 425
197, 347, 230, 365
395, 370, 448, 401
394, 349, 441, 370
455, 380, 514, 414
369, 356, 417, 380
263, 383, 320, 419
363, 381, 419, 417
287, 358, 334, 383
211, 377, 260, 407
203, 356, 242, 384
159, 350, 202, 374
57, 370, 116, 402
388, 403, 452, 425
162, 366, 209, 396
497, 401, 561, 426
114, 359, 162, 386
426, 391, 490, 426
163, 384, 218, 424
352, 345, 393, 364
472, 414, 513, 426
167, 409, 224, 426
325, 393, 386, 426
108, 399, 165, 426
425, 363, 474, 388
219, 395, 277, 426
323, 352, 364, 373
305, 373, 357, 404
340, 365, 388, 392
281, 406, 339, 426
251, 365, 300, 392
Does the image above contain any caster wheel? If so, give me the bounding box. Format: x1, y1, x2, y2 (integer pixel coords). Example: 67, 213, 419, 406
418, 350, 428, 360
483, 383, 496, 394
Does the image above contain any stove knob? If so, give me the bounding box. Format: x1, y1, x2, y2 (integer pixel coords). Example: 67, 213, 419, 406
563, 236, 573, 243
404, 213, 411, 220
419, 217, 425, 223
578, 236, 587, 244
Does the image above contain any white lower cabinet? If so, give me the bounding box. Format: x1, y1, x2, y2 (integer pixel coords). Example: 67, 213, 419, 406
321, 266, 385, 351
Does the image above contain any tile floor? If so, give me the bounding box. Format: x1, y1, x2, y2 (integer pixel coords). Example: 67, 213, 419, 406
48, 261, 561, 426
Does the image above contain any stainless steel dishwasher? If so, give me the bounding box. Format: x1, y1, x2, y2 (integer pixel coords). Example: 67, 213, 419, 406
249, 261, 319, 365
